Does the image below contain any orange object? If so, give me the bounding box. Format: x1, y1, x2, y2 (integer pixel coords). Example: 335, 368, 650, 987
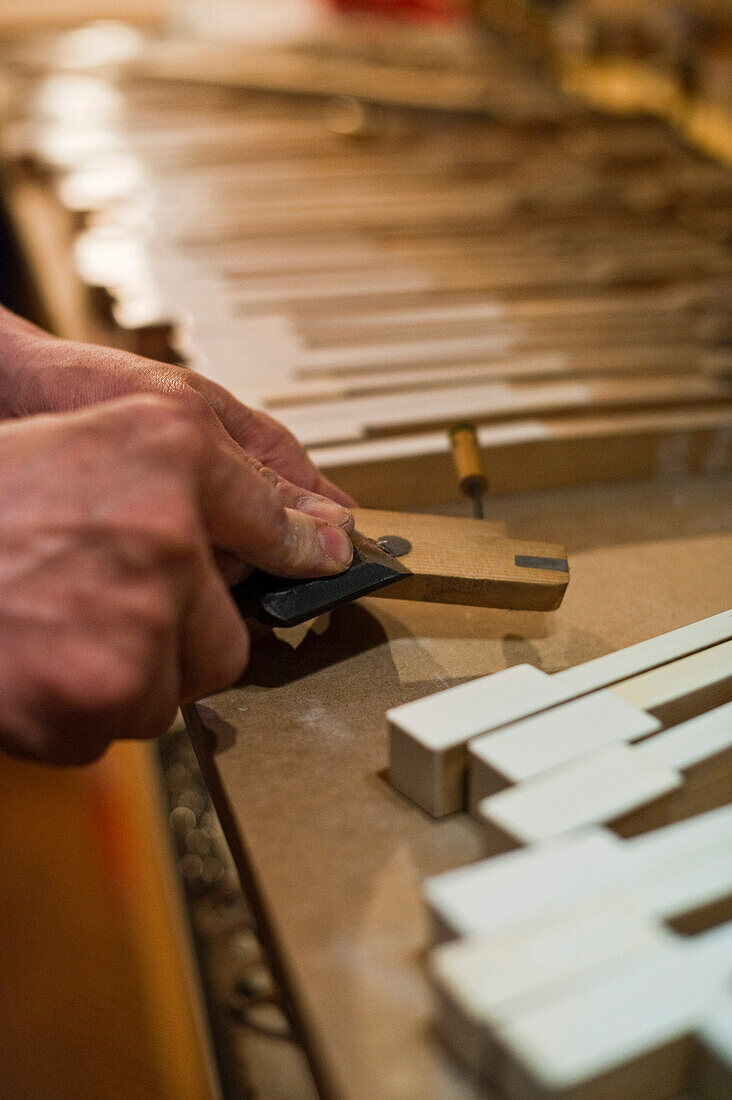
329, 0, 463, 22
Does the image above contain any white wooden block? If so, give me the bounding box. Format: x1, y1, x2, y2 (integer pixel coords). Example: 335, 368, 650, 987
293, 332, 520, 372
425, 801, 732, 942
389, 664, 562, 817
612, 638, 732, 726
430, 800, 732, 1088
432, 868, 732, 1085
637, 700, 732, 773
629, 799, 732, 931
389, 610, 732, 817
628, 800, 732, 874
614, 701, 732, 836
497, 920, 732, 1099
430, 900, 664, 1080
477, 698, 732, 847
634, 843, 732, 928
476, 742, 682, 849
467, 690, 660, 814
424, 829, 626, 941
553, 610, 732, 697
470, 694, 732, 828
430, 831, 732, 1054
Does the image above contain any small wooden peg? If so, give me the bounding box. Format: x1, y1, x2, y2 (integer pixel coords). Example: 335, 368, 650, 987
449, 422, 488, 518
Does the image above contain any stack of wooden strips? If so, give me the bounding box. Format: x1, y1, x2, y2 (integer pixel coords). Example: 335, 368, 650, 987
386, 611, 732, 1097
5, 24, 731, 506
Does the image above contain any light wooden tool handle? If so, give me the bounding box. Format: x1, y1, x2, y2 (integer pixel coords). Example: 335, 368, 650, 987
352, 508, 569, 612
449, 422, 488, 494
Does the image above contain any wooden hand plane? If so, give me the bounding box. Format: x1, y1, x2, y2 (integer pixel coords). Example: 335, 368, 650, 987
232, 508, 569, 628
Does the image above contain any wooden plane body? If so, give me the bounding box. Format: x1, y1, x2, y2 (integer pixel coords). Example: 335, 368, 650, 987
353, 509, 569, 613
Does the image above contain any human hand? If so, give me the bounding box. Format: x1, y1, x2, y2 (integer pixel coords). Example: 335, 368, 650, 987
0, 305, 354, 506
0, 394, 354, 764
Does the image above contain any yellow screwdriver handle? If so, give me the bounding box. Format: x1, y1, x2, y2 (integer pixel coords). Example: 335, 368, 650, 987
449, 422, 488, 495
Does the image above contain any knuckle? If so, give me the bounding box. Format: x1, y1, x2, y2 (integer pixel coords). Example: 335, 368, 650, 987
142, 506, 202, 568
184, 625, 249, 703
128, 393, 210, 460
105, 499, 203, 578
47, 651, 145, 720
127, 589, 177, 643
116, 391, 181, 423
256, 463, 282, 489
37, 604, 174, 723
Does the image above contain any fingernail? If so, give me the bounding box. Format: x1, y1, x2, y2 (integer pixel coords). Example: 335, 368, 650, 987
299, 497, 353, 529
318, 525, 353, 567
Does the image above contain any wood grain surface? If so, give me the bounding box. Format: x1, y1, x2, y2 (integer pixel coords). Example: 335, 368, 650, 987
353, 508, 569, 611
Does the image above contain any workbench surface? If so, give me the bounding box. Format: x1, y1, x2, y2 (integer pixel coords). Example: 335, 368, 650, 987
191, 474, 732, 1100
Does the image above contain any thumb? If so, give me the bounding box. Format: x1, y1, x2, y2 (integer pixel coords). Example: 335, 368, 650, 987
198, 438, 354, 578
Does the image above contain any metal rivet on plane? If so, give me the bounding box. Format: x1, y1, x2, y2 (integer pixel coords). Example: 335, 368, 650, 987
377, 535, 412, 558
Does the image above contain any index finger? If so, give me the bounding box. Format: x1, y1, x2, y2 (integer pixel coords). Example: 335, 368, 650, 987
197, 434, 354, 579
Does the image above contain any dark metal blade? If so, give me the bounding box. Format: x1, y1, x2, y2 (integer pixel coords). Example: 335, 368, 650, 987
231, 530, 410, 628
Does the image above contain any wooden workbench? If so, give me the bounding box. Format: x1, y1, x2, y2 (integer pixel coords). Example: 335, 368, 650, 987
191, 473, 732, 1100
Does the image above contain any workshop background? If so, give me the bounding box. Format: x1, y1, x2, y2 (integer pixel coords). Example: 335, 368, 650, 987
0, 3, 730, 1099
